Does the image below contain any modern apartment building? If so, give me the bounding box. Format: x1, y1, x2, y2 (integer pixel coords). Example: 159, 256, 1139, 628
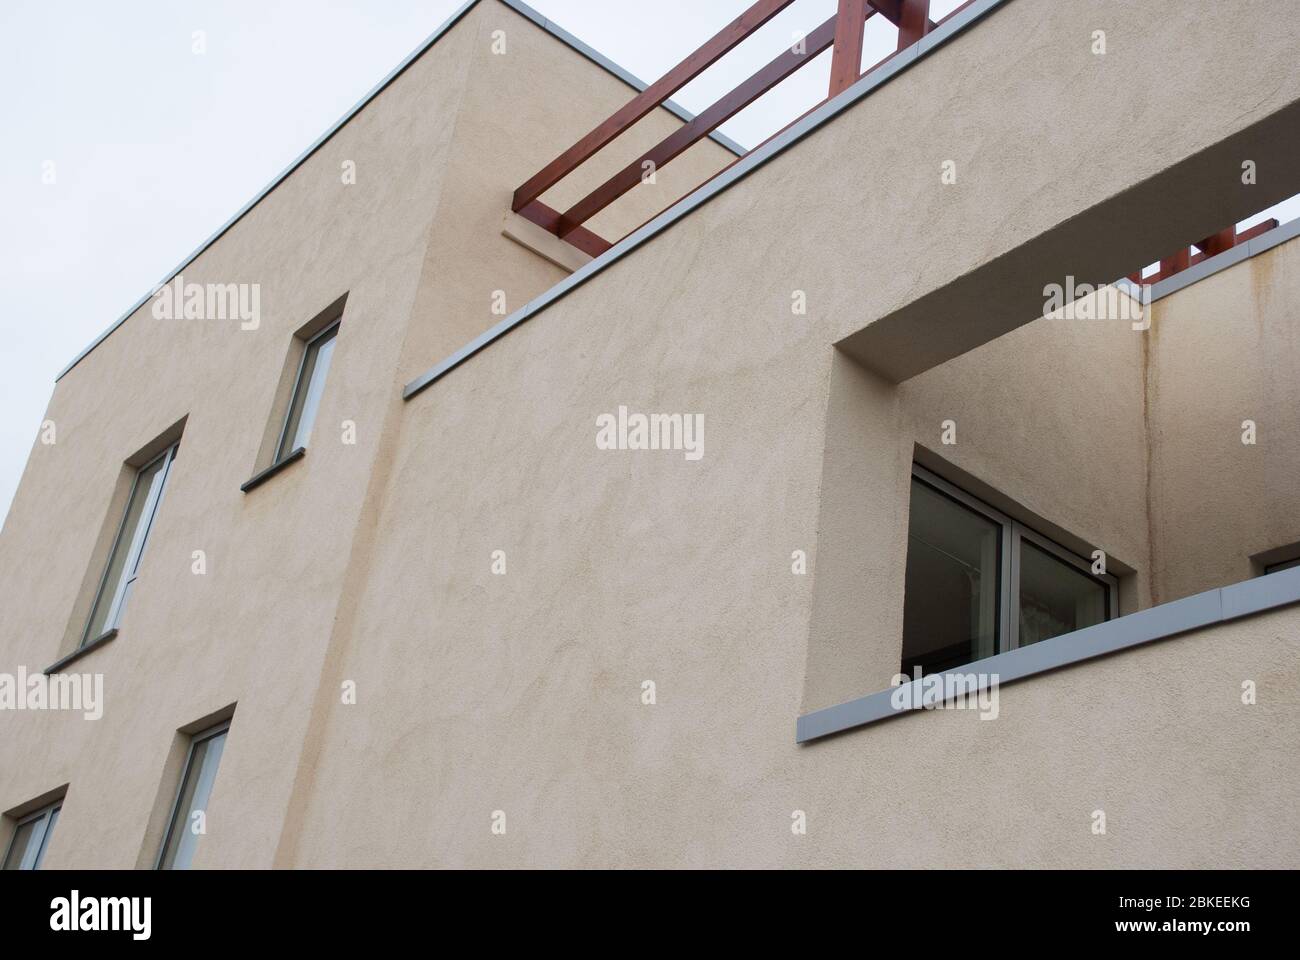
3, 0, 1299, 869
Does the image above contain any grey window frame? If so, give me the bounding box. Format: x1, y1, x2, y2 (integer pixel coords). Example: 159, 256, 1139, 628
81, 442, 179, 647
155, 719, 231, 870
910, 463, 1119, 657
274, 320, 340, 463
2, 800, 62, 870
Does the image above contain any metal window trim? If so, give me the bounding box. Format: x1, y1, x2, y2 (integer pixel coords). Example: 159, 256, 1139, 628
2, 800, 62, 871
240, 446, 308, 494
1009, 521, 1120, 650
275, 320, 341, 463
31, 804, 61, 869
910, 463, 1012, 653
155, 719, 232, 871
909, 463, 1119, 658
110, 444, 179, 626
80, 464, 147, 648
911, 463, 1011, 527
81, 442, 179, 647
104, 444, 178, 630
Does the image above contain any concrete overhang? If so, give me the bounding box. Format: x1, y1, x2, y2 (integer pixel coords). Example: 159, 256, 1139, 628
405, 0, 1300, 401
839, 99, 1300, 382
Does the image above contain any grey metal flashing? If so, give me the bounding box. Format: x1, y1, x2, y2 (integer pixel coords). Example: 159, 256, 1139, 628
240, 446, 306, 493
1222, 563, 1300, 620
796, 564, 1300, 743
1247, 212, 1300, 257
55, 0, 741, 383
1118, 215, 1300, 305
1148, 242, 1252, 300
1112, 276, 1141, 298
404, 0, 1011, 400
43, 628, 118, 676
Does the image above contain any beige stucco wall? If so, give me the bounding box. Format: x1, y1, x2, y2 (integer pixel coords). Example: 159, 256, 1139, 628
276, 0, 1297, 866
1146, 238, 1300, 603
0, 0, 732, 869
2, 0, 1298, 870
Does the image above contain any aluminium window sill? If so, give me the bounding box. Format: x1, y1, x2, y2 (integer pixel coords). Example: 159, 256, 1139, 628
796, 564, 1300, 743
240, 447, 306, 493
44, 628, 118, 675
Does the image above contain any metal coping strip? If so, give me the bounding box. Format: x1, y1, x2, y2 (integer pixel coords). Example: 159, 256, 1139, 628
796, 564, 1300, 743
403, 0, 1012, 401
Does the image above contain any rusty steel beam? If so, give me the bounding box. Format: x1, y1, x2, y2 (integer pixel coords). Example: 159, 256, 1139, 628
829, 0, 869, 97
1199, 226, 1238, 256
896, 0, 932, 48
559, 13, 855, 236
868, 0, 938, 31
1188, 220, 1278, 268
511, 0, 797, 213
1236, 218, 1280, 244
1159, 247, 1192, 279
1147, 218, 1279, 281
515, 0, 980, 252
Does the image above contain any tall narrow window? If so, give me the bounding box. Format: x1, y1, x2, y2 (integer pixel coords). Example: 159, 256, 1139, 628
902, 465, 1117, 675
2, 801, 62, 870
276, 322, 338, 461
82, 443, 179, 646
157, 721, 229, 870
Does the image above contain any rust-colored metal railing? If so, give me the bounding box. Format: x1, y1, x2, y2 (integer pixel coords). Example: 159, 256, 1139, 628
1129, 219, 1280, 285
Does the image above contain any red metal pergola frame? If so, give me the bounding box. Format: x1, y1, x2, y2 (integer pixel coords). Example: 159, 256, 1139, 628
513, 0, 952, 256
1129, 219, 1280, 286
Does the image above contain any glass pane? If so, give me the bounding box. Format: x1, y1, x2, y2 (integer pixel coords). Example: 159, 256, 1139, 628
122, 451, 173, 583
159, 729, 228, 870
82, 450, 171, 644
1018, 540, 1108, 646
901, 479, 1002, 676
278, 327, 337, 460
2, 819, 38, 870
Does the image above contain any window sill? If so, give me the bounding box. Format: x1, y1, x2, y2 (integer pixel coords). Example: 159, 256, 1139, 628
240, 447, 306, 493
796, 565, 1300, 743
44, 628, 118, 675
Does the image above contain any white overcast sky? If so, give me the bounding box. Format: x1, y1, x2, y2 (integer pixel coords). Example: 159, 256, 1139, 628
0, 0, 1295, 522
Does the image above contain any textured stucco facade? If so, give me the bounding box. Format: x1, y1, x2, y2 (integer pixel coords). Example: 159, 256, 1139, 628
2, 0, 1298, 869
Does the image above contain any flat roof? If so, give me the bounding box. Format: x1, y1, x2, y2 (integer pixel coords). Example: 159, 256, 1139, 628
55, 0, 745, 383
